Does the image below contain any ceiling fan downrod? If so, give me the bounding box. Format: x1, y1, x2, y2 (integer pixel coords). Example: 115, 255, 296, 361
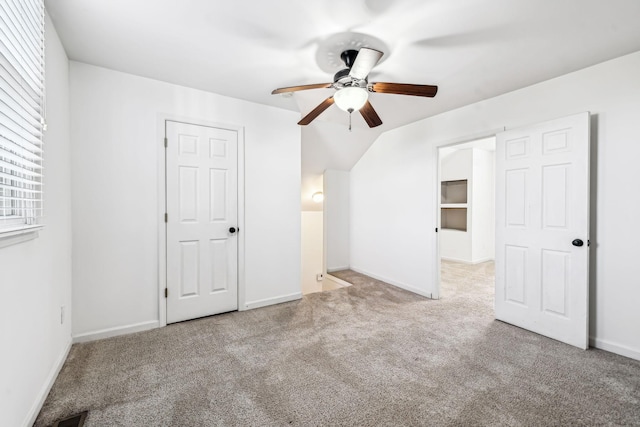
340, 50, 359, 68
334, 50, 361, 84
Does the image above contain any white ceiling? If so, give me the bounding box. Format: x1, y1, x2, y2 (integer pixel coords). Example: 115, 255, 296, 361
45, 0, 640, 210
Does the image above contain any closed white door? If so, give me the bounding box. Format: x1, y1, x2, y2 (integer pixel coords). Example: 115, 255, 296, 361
495, 112, 590, 349
166, 121, 238, 324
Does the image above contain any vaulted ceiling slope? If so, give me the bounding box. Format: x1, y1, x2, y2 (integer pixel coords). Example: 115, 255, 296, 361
46, 0, 640, 209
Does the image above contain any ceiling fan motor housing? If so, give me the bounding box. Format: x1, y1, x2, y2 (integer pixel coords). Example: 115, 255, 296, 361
333, 68, 351, 83
334, 49, 369, 87
333, 70, 368, 89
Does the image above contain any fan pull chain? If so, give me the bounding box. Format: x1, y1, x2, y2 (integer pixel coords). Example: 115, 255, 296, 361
348, 108, 353, 132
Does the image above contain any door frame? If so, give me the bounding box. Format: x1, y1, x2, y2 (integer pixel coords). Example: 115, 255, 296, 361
157, 114, 246, 328
434, 129, 503, 300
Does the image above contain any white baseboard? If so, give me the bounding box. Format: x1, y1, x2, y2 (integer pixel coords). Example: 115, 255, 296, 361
590, 336, 640, 361
327, 266, 350, 273
349, 267, 435, 299
471, 257, 495, 264
441, 256, 495, 265
72, 320, 159, 343
324, 274, 351, 288
243, 292, 302, 310
24, 338, 72, 427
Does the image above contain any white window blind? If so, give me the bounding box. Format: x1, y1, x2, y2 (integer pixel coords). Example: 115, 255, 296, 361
0, 0, 45, 233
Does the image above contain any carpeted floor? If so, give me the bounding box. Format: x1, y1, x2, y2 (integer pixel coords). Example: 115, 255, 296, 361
36, 261, 640, 426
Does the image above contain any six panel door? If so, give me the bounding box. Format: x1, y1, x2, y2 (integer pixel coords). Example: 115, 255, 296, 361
166, 121, 239, 324
495, 112, 590, 349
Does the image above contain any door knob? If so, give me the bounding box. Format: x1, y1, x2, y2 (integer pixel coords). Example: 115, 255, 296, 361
229, 227, 237, 234
572, 239, 584, 247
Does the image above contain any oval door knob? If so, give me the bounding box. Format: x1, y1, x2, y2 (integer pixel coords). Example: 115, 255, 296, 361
572, 239, 584, 247
229, 227, 237, 234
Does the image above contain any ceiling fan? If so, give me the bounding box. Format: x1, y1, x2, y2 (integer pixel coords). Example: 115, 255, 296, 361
271, 47, 438, 129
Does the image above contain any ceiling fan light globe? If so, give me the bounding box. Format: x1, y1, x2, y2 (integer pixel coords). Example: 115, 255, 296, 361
334, 87, 368, 112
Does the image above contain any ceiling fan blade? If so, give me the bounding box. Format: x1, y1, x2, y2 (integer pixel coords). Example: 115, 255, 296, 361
272, 83, 332, 95
359, 101, 383, 128
369, 82, 438, 97
349, 48, 383, 80
298, 97, 335, 125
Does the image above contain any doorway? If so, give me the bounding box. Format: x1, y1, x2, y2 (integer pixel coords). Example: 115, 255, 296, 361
301, 209, 324, 294
436, 113, 591, 349
300, 171, 351, 295
164, 120, 241, 324
437, 136, 497, 301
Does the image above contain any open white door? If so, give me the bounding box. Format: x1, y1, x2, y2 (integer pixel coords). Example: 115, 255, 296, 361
166, 121, 239, 324
495, 112, 590, 349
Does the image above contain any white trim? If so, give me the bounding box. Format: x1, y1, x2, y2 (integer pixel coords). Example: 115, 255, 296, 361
441, 256, 495, 265
0, 227, 41, 249
325, 274, 351, 288
350, 267, 434, 299
322, 177, 327, 285
157, 114, 246, 323
72, 320, 159, 343
327, 266, 350, 273
236, 126, 246, 313
433, 143, 441, 300
157, 115, 167, 327
244, 292, 302, 310
470, 257, 495, 264
0, 224, 43, 236
436, 128, 505, 150
23, 338, 72, 427
590, 337, 640, 361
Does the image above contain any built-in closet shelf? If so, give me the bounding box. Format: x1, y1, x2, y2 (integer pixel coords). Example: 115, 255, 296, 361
440, 203, 468, 209
440, 206, 468, 232
441, 179, 468, 204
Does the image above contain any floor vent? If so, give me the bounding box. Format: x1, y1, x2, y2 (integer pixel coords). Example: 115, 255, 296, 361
52, 411, 87, 427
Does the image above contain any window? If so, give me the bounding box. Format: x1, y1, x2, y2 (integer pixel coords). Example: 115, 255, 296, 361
0, 0, 45, 235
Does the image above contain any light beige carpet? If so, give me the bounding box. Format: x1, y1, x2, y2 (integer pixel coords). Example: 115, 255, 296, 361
36, 261, 640, 426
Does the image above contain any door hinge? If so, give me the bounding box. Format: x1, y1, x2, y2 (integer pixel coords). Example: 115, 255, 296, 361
164, 137, 168, 148
164, 213, 168, 223
164, 288, 168, 298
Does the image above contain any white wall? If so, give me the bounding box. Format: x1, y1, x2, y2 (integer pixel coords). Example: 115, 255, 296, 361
351, 50, 640, 360
70, 62, 301, 338
301, 211, 323, 294
441, 148, 473, 183
0, 15, 72, 427
324, 170, 350, 272
350, 136, 438, 298
471, 149, 495, 262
